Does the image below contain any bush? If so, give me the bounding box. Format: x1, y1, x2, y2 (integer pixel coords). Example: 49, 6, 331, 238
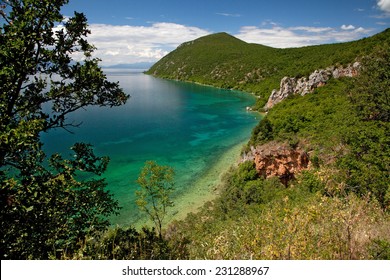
69, 226, 188, 260
370, 239, 390, 260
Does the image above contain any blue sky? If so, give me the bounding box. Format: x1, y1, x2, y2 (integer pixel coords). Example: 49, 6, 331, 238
60, 0, 390, 66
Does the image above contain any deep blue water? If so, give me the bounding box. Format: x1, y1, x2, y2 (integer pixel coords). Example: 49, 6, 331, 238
42, 71, 260, 225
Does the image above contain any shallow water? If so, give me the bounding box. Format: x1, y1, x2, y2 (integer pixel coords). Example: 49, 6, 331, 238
42, 71, 260, 226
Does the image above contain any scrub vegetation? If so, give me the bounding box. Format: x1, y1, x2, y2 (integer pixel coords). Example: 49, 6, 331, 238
1, 0, 389, 260
147, 30, 390, 110
167, 46, 390, 259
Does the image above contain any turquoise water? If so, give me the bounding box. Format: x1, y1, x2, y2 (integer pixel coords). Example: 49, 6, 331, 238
42, 71, 260, 225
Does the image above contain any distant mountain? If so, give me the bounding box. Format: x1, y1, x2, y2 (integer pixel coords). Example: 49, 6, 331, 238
146, 29, 390, 108
103, 62, 154, 70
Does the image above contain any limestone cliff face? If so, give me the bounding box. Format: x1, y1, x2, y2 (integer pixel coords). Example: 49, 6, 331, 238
242, 142, 310, 185
265, 62, 361, 110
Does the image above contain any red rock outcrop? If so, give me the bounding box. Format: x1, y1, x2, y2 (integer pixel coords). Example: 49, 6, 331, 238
242, 142, 310, 186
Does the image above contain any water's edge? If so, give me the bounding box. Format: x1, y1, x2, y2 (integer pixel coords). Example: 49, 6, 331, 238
43, 72, 261, 228
131, 140, 247, 229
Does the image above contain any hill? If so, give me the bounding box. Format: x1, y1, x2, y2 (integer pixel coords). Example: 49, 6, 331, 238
164, 38, 390, 260
53, 30, 389, 260
146, 29, 390, 260
147, 29, 390, 108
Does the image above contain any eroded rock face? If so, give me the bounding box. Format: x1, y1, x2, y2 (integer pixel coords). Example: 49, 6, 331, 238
265, 62, 361, 110
242, 143, 310, 186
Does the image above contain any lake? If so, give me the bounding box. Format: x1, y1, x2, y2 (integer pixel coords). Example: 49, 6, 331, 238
41, 70, 260, 226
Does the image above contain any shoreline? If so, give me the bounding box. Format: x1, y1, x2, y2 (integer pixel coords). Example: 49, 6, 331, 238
133, 140, 246, 229
146, 73, 260, 97
130, 75, 260, 230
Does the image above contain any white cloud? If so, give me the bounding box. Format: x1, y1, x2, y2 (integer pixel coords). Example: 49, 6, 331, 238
216, 12, 241, 17
355, 27, 369, 33
377, 0, 390, 13
290, 26, 333, 33
66, 20, 375, 66
341, 24, 356, 30
261, 20, 279, 27
235, 26, 306, 48
76, 22, 209, 66
235, 25, 373, 48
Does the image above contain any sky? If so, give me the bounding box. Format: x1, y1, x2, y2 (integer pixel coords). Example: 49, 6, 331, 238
60, 0, 390, 66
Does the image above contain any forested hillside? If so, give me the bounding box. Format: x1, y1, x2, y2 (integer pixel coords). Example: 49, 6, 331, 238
147, 29, 390, 109
165, 43, 390, 260
2, 0, 388, 259
146, 29, 390, 259
61, 30, 389, 260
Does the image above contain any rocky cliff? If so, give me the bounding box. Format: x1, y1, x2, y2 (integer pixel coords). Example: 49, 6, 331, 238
264, 62, 361, 110
242, 142, 310, 186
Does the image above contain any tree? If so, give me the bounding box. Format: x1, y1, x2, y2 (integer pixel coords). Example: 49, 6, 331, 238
0, 0, 128, 169
135, 161, 175, 238
78, 226, 183, 260
250, 117, 274, 146
350, 44, 390, 122
0, 0, 129, 259
341, 45, 390, 208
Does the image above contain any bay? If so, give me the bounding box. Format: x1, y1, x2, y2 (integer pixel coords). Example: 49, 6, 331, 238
41, 70, 260, 226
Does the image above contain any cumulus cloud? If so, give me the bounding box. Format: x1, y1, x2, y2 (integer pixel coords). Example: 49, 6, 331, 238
75, 22, 209, 66
377, 0, 390, 13
235, 24, 373, 48
341, 24, 356, 30
67, 20, 375, 65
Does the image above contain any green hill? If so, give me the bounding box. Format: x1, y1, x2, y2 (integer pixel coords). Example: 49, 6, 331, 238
40, 30, 389, 260
162, 36, 390, 260
72, 30, 389, 260
147, 29, 390, 108
145, 29, 390, 260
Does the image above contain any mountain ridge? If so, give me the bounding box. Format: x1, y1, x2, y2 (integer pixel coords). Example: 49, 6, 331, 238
147, 28, 390, 109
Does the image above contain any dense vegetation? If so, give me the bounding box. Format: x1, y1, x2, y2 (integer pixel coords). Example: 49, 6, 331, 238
74, 35, 390, 260
1, 0, 389, 260
0, 0, 130, 259
147, 29, 390, 109
166, 45, 390, 259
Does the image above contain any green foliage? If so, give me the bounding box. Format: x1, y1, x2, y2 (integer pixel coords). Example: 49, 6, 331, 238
171, 173, 390, 259
0, 0, 129, 259
249, 79, 357, 167
218, 162, 287, 215
164, 36, 390, 260
147, 29, 390, 107
336, 45, 390, 208
349, 44, 390, 122
135, 161, 175, 238
249, 117, 273, 146
338, 121, 390, 207
74, 226, 187, 260
0, 0, 129, 169
0, 143, 120, 259
370, 239, 390, 260
297, 170, 325, 193
2, 1, 387, 260
247, 48, 390, 206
